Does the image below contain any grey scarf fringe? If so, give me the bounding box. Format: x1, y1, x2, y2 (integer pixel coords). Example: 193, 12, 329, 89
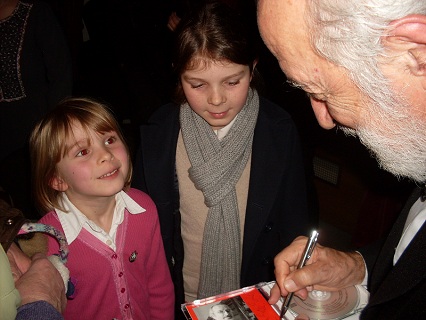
180, 89, 259, 298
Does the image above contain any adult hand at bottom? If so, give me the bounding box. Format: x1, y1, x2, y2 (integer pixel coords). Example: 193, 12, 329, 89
269, 236, 365, 304
7, 243, 66, 313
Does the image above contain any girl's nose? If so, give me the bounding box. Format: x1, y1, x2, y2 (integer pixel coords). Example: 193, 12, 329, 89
100, 148, 114, 163
208, 88, 226, 106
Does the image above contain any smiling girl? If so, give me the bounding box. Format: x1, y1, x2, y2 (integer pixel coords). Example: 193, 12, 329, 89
29, 97, 174, 319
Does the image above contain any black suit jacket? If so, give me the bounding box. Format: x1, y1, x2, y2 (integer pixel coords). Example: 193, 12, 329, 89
133, 97, 315, 317
361, 188, 426, 319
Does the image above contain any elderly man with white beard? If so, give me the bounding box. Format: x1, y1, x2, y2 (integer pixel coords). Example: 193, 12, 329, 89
257, 0, 426, 319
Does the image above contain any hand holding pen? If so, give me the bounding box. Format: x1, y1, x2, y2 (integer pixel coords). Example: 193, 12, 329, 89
279, 230, 319, 319
269, 231, 366, 319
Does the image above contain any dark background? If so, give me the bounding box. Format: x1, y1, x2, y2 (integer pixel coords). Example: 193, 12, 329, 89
21, 0, 418, 249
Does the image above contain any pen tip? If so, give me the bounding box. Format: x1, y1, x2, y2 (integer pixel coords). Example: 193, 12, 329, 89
280, 306, 288, 319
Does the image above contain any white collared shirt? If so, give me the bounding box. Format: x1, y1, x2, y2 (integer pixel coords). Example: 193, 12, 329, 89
394, 197, 426, 265
55, 191, 145, 251
213, 115, 237, 141
361, 196, 426, 286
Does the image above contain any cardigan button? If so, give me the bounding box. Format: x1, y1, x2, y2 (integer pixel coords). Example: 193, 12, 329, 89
264, 223, 273, 233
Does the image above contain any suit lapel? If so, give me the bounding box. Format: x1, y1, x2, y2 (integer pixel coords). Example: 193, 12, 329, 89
367, 188, 426, 307
367, 220, 426, 307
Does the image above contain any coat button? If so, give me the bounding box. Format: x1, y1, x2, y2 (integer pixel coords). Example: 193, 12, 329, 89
264, 223, 273, 232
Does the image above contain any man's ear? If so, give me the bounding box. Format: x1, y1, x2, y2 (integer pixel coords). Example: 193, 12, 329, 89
49, 176, 68, 192
387, 14, 426, 78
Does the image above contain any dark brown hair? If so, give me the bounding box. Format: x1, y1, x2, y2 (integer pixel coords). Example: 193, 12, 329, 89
172, 0, 262, 104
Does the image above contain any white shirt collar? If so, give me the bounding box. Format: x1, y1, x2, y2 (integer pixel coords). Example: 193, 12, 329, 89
394, 197, 426, 264
213, 115, 237, 141
55, 191, 145, 245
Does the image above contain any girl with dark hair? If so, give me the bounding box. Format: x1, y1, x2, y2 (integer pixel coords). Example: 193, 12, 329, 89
133, 0, 313, 313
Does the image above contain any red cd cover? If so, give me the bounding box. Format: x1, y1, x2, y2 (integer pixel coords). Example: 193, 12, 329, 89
181, 282, 369, 320
181, 282, 280, 320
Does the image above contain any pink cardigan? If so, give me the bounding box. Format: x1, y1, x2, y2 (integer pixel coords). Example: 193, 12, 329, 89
39, 188, 174, 320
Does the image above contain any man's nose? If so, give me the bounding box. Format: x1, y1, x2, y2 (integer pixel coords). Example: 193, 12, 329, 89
309, 97, 336, 129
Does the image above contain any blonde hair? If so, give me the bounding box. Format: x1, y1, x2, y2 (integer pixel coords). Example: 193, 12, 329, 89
30, 97, 132, 213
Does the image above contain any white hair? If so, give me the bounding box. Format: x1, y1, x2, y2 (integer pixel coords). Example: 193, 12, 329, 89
306, 0, 426, 114
306, 1, 426, 182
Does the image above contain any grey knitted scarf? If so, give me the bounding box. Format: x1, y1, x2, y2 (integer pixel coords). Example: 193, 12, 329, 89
180, 89, 259, 298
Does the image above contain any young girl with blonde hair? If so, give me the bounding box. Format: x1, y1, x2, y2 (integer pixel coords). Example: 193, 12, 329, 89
30, 97, 174, 319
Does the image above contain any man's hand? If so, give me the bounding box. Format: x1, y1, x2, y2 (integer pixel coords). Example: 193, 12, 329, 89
269, 236, 366, 304
7, 243, 67, 313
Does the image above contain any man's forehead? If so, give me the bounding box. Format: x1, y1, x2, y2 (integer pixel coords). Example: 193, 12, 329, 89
259, 1, 329, 70
257, 0, 305, 26
257, 0, 308, 53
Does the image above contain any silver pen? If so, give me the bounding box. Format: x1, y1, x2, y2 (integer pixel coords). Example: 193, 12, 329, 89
280, 230, 319, 319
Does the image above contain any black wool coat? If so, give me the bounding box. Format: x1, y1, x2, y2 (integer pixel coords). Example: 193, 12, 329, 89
360, 187, 426, 319
133, 97, 314, 318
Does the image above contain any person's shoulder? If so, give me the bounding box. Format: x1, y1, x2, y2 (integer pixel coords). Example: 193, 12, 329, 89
145, 102, 180, 124
126, 187, 149, 199
259, 96, 292, 119
39, 210, 59, 224
140, 103, 180, 140
125, 188, 156, 209
23, 0, 61, 31
23, 0, 53, 15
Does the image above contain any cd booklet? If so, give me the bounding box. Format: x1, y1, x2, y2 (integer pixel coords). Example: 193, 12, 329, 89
181, 281, 369, 320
